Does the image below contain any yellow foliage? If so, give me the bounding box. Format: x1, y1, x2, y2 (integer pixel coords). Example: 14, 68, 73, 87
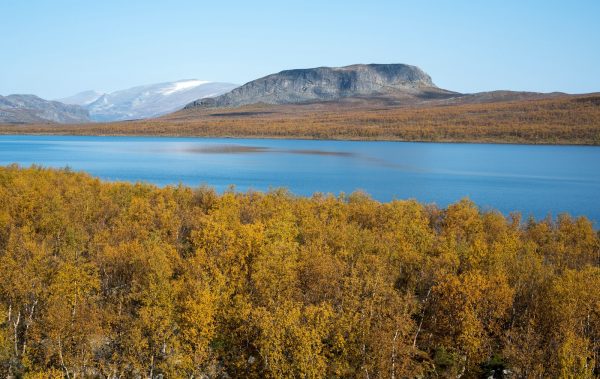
0, 165, 597, 377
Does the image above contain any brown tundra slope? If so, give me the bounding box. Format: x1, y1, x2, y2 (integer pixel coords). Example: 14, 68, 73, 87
1, 92, 599, 145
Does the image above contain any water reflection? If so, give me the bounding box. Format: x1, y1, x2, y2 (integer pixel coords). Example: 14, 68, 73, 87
178, 144, 356, 157
173, 144, 419, 171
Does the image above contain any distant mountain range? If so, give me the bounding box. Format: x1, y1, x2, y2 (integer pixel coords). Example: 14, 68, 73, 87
1, 64, 571, 124
1, 80, 237, 124
59, 80, 238, 121
0, 94, 90, 124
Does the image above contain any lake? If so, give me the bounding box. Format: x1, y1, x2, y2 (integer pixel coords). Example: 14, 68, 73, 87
1, 135, 599, 223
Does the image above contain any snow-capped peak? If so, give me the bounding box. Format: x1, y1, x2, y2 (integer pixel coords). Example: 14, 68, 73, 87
161, 80, 212, 95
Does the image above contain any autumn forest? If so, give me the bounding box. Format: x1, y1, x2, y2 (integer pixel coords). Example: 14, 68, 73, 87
0, 165, 597, 378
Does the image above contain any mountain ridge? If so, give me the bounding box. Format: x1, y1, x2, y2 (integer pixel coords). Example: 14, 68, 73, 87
0, 94, 90, 124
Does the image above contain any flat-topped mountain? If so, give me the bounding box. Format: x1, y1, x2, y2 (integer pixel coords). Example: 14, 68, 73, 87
0, 94, 90, 124
186, 64, 455, 108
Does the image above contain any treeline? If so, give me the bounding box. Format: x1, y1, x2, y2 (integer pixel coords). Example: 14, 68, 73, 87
0, 165, 599, 378
1, 95, 600, 145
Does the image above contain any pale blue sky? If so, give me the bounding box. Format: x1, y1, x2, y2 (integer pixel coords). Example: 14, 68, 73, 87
1, 0, 599, 99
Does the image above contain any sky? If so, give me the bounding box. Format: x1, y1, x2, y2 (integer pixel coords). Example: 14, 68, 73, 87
1, 0, 599, 99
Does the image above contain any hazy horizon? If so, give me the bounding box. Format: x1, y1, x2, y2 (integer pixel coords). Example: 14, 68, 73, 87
1, 0, 599, 99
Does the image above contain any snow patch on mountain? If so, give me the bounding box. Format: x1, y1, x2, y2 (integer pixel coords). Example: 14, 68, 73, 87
161, 80, 211, 95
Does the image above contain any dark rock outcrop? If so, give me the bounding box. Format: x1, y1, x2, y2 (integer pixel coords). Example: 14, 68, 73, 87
185, 64, 454, 108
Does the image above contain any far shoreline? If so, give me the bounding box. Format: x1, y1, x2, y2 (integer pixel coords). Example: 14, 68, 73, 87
1, 131, 599, 147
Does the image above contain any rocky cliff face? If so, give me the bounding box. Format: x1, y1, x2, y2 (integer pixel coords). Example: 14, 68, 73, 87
186, 64, 448, 108
0, 94, 90, 124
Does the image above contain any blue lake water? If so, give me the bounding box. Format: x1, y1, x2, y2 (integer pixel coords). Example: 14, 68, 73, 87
1, 135, 599, 223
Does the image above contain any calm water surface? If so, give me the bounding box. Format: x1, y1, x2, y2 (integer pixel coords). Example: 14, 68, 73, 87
1, 135, 599, 223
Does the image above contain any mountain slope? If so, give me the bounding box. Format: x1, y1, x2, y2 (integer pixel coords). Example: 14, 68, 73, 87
0, 94, 90, 124
67, 80, 238, 121
185, 64, 456, 108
